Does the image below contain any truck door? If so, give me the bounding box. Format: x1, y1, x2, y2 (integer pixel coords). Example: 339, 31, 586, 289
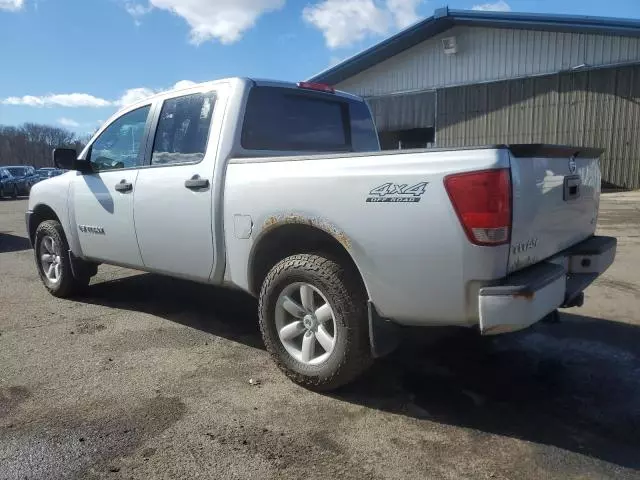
72, 104, 152, 267
133, 85, 227, 281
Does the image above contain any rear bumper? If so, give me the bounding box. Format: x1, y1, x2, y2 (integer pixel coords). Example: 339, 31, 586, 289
478, 235, 616, 335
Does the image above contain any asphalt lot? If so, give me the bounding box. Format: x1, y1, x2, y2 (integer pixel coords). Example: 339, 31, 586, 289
1, 193, 639, 480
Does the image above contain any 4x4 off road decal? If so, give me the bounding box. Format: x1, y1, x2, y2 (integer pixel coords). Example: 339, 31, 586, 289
366, 182, 428, 203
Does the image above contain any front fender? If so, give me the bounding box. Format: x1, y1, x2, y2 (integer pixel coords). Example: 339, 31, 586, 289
28, 173, 80, 256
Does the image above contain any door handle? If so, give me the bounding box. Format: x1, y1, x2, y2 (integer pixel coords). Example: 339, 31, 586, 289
184, 175, 209, 190
115, 180, 133, 193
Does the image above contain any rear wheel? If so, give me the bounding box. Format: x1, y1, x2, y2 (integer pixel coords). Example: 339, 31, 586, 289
34, 220, 90, 297
259, 254, 372, 391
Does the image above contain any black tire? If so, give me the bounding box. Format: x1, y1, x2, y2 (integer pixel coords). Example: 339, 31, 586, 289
12, 184, 18, 199
34, 220, 90, 298
259, 254, 372, 391
0, 185, 4, 199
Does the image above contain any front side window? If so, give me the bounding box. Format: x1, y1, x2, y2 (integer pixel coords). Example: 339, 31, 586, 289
151, 92, 215, 165
89, 105, 151, 171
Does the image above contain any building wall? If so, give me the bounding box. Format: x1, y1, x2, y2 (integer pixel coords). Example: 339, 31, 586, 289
336, 26, 640, 97
436, 64, 640, 189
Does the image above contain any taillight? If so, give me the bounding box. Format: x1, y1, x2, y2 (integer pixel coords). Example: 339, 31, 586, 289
444, 169, 511, 246
297, 81, 335, 93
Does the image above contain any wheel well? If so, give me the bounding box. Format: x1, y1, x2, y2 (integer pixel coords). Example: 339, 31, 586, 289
249, 224, 365, 296
29, 204, 60, 245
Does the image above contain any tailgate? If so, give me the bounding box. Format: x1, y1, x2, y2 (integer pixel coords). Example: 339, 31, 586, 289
508, 145, 603, 273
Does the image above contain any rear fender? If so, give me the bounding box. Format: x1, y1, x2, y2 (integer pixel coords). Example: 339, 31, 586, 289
252, 213, 391, 357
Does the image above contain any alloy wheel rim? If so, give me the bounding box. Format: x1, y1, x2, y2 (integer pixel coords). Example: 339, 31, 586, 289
39, 235, 62, 284
275, 282, 337, 365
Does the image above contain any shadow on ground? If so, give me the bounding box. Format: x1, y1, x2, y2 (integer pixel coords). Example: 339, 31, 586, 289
82, 272, 262, 350
81, 273, 640, 470
340, 314, 640, 470
0, 233, 31, 253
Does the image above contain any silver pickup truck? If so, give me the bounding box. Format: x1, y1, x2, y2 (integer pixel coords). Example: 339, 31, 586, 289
26, 78, 616, 390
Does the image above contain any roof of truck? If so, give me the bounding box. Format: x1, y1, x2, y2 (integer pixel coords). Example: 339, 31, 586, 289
114, 77, 362, 115
309, 7, 640, 85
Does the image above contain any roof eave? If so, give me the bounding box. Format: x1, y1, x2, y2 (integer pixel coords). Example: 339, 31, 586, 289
309, 8, 640, 85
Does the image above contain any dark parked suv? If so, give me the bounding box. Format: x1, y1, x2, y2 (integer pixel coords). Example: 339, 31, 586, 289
4, 166, 38, 195
0, 167, 20, 198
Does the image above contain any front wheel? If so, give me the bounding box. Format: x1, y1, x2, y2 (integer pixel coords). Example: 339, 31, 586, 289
34, 220, 90, 297
259, 254, 372, 391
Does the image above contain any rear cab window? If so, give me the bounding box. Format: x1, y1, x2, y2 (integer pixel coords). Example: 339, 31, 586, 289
241, 86, 379, 153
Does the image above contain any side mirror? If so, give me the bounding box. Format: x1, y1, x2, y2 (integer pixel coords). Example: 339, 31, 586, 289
53, 148, 92, 174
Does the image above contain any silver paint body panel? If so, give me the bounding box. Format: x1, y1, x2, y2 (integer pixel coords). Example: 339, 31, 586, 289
27, 77, 607, 328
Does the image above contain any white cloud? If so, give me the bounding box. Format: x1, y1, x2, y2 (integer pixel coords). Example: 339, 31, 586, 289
0, 0, 24, 11
472, 1, 511, 12
125, 2, 153, 26
303, 0, 388, 49
57, 117, 80, 128
303, 0, 423, 49
2, 80, 200, 109
2, 93, 112, 107
125, 2, 152, 17
173, 79, 197, 90
116, 87, 156, 106
115, 80, 197, 106
148, 0, 285, 45
386, 0, 421, 28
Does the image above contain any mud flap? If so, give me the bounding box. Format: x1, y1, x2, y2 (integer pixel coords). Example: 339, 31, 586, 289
368, 302, 401, 358
68, 249, 98, 279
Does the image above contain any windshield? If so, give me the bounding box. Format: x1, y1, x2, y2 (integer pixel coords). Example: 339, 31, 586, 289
241, 86, 379, 153
6, 167, 25, 176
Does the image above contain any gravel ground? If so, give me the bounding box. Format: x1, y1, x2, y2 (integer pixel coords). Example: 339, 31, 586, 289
1, 192, 639, 480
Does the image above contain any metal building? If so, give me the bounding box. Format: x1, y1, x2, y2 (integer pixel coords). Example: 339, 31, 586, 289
310, 8, 640, 189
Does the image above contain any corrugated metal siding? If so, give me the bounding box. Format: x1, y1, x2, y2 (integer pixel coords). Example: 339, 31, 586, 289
436, 64, 640, 189
336, 26, 640, 97
366, 91, 436, 131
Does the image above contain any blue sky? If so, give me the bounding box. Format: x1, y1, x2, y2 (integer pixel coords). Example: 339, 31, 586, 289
2, 0, 640, 135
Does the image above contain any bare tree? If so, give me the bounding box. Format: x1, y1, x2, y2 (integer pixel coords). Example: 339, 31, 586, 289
0, 123, 87, 168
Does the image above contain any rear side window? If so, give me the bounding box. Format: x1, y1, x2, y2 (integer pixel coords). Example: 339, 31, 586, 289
350, 101, 379, 151
151, 92, 216, 165
241, 86, 378, 153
